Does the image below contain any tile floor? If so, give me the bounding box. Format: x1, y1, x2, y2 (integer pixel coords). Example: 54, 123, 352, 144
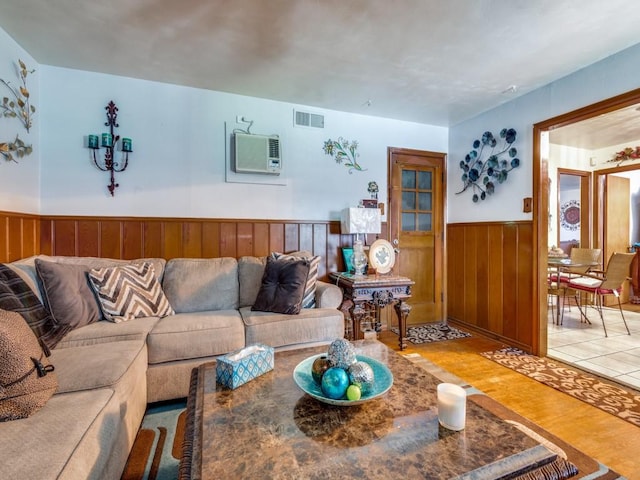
547, 301, 640, 390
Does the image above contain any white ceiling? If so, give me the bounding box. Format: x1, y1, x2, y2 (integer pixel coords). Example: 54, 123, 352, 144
2, 0, 640, 136
549, 104, 640, 150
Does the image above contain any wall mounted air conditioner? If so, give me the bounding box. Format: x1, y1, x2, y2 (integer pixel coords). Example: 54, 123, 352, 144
233, 133, 281, 175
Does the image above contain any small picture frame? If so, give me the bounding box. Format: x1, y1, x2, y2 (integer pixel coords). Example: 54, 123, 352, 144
342, 247, 354, 273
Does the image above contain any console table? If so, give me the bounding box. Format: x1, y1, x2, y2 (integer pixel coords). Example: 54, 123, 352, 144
329, 272, 413, 350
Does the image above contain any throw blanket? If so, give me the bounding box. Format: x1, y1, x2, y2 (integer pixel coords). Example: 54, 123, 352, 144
0, 264, 69, 352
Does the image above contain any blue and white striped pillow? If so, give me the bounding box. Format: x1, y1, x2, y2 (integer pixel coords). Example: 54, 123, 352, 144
270, 252, 320, 308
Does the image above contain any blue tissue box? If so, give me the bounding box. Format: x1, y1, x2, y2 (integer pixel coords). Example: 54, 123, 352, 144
216, 343, 274, 389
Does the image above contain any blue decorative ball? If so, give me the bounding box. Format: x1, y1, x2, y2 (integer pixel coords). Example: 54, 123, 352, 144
327, 338, 356, 370
321, 367, 349, 399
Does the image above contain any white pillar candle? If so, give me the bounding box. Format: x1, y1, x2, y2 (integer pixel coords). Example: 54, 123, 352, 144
437, 383, 466, 431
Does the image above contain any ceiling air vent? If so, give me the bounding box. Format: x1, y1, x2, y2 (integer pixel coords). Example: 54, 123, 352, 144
294, 110, 325, 129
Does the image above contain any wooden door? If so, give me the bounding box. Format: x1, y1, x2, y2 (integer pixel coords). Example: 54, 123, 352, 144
388, 148, 445, 325
603, 174, 630, 304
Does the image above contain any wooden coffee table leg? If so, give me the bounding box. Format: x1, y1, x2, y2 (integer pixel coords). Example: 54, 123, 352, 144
394, 300, 411, 350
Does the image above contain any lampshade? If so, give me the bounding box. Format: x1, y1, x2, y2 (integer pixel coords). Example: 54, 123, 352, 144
341, 207, 381, 234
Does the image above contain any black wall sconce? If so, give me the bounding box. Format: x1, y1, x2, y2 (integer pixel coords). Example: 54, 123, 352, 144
87, 101, 132, 196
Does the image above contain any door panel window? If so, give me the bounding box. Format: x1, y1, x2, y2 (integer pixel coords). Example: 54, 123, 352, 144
401, 168, 433, 232
402, 170, 416, 189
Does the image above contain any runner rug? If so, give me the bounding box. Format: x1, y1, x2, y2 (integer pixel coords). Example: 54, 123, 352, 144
481, 347, 640, 428
390, 321, 471, 344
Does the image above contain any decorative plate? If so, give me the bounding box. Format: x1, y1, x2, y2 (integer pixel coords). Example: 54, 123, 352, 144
293, 354, 393, 406
560, 200, 580, 231
368, 239, 395, 274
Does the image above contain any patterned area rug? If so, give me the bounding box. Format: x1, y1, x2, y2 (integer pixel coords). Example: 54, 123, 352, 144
390, 321, 471, 344
481, 347, 640, 428
121, 401, 186, 480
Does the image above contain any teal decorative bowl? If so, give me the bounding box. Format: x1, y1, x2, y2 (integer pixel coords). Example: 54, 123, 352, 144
293, 354, 393, 406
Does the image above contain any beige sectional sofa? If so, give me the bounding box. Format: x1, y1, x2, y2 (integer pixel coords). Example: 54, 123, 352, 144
0, 254, 344, 480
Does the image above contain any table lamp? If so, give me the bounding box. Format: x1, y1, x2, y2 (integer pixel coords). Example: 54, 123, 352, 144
341, 207, 381, 275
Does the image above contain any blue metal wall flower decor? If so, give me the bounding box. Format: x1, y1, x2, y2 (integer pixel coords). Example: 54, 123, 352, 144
323, 137, 366, 173
456, 128, 519, 202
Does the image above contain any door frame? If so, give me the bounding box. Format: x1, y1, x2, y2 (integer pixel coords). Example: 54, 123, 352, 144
387, 147, 447, 322
533, 87, 640, 356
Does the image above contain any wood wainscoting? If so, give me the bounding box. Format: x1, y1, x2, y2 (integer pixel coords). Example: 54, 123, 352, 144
34, 214, 360, 281
447, 221, 536, 352
0, 210, 40, 262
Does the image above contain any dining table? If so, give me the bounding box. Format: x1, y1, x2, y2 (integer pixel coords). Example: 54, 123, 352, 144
547, 256, 600, 324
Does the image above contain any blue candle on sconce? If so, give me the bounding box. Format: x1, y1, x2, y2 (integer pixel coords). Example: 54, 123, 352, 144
101, 133, 113, 148
87, 134, 99, 149
122, 137, 133, 152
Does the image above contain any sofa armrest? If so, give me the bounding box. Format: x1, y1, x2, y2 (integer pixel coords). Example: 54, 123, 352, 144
315, 281, 343, 309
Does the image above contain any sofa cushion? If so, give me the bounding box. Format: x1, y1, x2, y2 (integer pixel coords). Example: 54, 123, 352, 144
0, 388, 115, 480
55, 316, 160, 349
271, 251, 321, 308
147, 310, 245, 364
0, 263, 69, 350
238, 256, 267, 308
162, 258, 239, 313
49, 339, 146, 394
0, 309, 58, 421
88, 262, 174, 323
252, 256, 310, 315
35, 259, 103, 329
241, 306, 345, 348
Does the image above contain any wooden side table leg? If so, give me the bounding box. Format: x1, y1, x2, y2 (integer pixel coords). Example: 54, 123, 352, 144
394, 300, 411, 351
350, 301, 366, 341
339, 298, 355, 340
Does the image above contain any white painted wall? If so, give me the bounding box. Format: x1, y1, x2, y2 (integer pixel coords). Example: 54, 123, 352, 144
448, 43, 640, 223
38, 66, 447, 220
0, 28, 40, 213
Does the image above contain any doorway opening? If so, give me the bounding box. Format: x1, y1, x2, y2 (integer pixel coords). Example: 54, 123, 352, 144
534, 88, 640, 390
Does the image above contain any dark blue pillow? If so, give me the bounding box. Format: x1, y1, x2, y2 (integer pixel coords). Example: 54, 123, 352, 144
251, 257, 310, 315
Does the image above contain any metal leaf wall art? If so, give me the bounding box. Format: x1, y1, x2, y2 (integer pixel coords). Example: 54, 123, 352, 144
456, 128, 519, 203
1, 59, 35, 163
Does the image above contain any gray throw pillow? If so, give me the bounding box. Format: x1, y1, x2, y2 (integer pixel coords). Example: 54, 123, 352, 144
35, 259, 102, 329
252, 256, 310, 315
0, 309, 58, 421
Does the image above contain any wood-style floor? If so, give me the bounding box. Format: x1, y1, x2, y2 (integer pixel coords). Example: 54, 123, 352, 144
377, 329, 640, 479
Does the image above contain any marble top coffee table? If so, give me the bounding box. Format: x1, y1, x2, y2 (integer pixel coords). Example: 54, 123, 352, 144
180, 341, 558, 479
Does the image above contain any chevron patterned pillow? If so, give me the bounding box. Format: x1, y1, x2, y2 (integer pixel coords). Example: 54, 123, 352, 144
88, 262, 174, 323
